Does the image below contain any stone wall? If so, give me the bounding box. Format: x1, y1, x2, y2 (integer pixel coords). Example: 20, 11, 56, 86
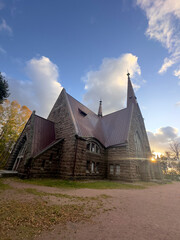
48, 90, 77, 178
127, 104, 163, 181
106, 145, 134, 181
69, 138, 106, 180
30, 141, 63, 178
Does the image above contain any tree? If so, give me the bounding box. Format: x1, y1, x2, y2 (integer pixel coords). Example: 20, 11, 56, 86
0, 100, 31, 168
0, 72, 10, 103
169, 140, 180, 161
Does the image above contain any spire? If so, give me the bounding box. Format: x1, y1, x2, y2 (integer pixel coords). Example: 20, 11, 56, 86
127, 72, 137, 107
98, 100, 103, 117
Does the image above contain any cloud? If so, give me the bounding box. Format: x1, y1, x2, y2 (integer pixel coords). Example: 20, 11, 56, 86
83, 53, 141, 115
175, 101, 180, 107
174, 69, 180, 79
0, 46, 6, 54
8, 56, 63, 117
0, 18, 12, 35
147, 126, 180, 152
137, 0, 180, 73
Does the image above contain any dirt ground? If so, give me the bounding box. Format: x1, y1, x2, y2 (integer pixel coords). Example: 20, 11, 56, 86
2, 180, 180, 240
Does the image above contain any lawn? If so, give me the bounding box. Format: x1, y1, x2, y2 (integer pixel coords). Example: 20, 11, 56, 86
16, 178, 147, 189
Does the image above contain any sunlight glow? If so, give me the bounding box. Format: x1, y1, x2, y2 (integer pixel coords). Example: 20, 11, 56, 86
151, 157, 156, 162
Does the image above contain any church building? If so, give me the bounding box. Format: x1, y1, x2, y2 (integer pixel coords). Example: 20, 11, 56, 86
6, 74, 163, 181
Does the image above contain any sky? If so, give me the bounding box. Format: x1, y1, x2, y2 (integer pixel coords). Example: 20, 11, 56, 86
0, 0, 180, 153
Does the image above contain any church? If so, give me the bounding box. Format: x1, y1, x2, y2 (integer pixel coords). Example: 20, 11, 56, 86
6, 74, 163, 181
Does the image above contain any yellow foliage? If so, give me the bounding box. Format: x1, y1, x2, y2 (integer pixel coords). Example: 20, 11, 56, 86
0, 100, 32, 168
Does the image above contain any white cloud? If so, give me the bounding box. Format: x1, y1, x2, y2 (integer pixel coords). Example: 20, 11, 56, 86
148, 126, 180, 152
0, 18, 12, 35
0, 46, 6, 54
175, 101, 180, 106
83, 53, 141, 115
8, 56, 63, 117
174, 69, 180, 79
137, 0, 180, 73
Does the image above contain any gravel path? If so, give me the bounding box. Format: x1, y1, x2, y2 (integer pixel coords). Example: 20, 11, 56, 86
34, 182, 180, 240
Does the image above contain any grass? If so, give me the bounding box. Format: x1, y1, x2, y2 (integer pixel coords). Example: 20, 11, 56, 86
0, 181, 109, 240
24, 188, 111, 202
0, 178, 11, 191
15, 178, 146, 189
0, 199, 90, 240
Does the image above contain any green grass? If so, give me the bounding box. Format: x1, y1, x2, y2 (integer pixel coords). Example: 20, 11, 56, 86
24, 188, 111, 201
15, 178, 146, 189
0, 179, 11, 191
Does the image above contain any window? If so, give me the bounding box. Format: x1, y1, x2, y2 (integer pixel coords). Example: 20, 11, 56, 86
86, 161, 90, 173
41, 159, 46, 168
78, 108, 87, 117
96, 162, 99, 173
110, 164, 114, 175
96, 145, 100, 154
87, 143, 90, 151
91, 162, 95, 173
116, 165, 120, 175
86, 142, 100, 154
91, 143, 95, 152
86, 161, 100, 174
134, 132, 143, 159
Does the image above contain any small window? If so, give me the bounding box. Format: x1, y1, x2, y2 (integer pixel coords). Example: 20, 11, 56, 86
110, 165, 114, 175
91, 143, 95, 152
116, 165, 120, 175
91, 162, 95, 173
96, 162, 99, 173
87, 143, 90, 151
87, 142, 100, 154
96, 145, 100, 154
86, 161, 90, 173
78, 108, 87, 117
41, 159, 46, 168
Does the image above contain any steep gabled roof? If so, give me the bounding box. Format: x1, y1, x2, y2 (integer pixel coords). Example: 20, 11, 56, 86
66, 92, 133, 147
66, 93, 106, 145
101, 105, 133, 147
32, 115, 56, 156
44, 74, 138, 148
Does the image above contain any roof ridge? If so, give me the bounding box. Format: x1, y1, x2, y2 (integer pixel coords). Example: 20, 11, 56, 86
102, 107, 128, 118
34, 114, 55, 123
66, 93, 98, 116
64, 90, 79, 134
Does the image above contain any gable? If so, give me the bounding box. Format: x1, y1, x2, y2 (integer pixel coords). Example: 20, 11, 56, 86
127, 103, 151, 159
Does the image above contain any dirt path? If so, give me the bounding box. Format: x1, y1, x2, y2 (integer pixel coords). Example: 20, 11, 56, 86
3, 180, 180, 240
34, 182, 180, 240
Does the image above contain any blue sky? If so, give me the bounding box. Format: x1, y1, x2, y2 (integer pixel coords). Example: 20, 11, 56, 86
0, 0, 180, 153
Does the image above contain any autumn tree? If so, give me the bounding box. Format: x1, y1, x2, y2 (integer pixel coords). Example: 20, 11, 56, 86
0, 72, 10, 103
0, 100, 31, 168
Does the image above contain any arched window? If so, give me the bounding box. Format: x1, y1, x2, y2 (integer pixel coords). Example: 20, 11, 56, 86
86, 141, 100, 154
134, 131, 143, 159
